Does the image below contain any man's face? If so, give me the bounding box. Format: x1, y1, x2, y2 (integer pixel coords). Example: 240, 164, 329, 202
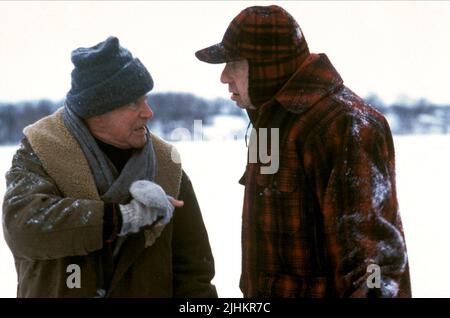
220, 59, 255, 109
85, 95, 153, 149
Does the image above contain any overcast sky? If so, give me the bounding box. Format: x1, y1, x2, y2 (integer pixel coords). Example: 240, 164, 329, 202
1, 1, 450, 105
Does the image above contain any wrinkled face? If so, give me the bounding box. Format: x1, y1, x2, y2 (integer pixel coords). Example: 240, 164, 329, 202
85, 95, 153, 149
220, 59, 255, 109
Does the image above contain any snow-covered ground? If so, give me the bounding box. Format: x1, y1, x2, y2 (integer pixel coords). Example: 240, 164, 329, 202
1, 134, 449, 298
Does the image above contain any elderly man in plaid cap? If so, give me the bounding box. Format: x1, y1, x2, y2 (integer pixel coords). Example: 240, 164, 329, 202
196, 5, 411, 298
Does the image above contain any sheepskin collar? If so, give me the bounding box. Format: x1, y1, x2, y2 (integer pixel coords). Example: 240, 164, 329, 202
23, 108, 182, 200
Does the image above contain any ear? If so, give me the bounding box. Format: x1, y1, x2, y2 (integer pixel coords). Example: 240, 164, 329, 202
84, 113, 104, 128
83, 113, 110, 141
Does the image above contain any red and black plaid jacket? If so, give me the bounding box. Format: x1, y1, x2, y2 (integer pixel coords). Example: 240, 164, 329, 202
240, 53, 411, 297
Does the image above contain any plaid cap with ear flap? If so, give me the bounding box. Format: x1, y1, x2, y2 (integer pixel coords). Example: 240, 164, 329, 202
195, 5, 308, 64
196, 5, 310, 108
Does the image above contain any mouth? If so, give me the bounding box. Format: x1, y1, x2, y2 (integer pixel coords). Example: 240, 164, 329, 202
230, 92, 240, 100
133, 125, 146, 133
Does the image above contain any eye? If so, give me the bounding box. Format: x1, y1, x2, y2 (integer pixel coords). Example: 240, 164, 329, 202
228, 60, 245, 72
128, 96, 149, 111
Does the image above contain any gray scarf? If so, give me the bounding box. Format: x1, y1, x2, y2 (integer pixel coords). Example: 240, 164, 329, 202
63, 104, 156, 204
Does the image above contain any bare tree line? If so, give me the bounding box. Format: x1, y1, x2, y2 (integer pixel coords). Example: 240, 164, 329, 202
0, 93, 449, 145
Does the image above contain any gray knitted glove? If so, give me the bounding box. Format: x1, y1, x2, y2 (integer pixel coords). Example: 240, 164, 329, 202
129, 180, 175, 225
118, 199, 158, 236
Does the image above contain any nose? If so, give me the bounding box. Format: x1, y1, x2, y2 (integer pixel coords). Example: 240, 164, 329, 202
140, 99, 153, 120
220, 64, 232, 84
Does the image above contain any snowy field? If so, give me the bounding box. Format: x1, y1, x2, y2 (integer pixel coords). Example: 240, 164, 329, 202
1, 134, 450, 298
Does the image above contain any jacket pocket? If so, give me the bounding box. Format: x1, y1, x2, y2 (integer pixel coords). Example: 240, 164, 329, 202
255, 169, 302, 234
258, 272, 327, 298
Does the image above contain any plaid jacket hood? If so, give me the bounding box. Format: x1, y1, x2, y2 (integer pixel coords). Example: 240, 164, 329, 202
247, 53, 342, 128
250, 53, 341, 122
240, 53, 411, 298
274, 53, 343, 114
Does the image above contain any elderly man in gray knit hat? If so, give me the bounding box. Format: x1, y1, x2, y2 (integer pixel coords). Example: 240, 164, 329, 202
2, 36, 217, 298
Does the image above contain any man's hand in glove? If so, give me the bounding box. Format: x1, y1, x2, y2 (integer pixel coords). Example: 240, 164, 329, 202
118, 180, 184, 237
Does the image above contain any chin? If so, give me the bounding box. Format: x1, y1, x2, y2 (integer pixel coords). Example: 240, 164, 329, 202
235, 101, 246, 109
131, 136, 147, 149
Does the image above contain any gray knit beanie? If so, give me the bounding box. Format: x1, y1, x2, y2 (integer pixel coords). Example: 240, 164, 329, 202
66, 36, 154, 118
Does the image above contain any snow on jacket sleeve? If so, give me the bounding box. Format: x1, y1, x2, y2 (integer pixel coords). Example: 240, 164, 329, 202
304, 111, 409, 297
2, 138, 104, 261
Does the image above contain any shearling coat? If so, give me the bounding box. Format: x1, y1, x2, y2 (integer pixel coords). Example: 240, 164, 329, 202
2, 109, 217, 298
240, 54, 411, 298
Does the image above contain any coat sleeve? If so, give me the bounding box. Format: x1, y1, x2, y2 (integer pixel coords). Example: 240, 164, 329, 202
171, 170, 218, 298
304, 113, 410, 297
2, 138, 105, 261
